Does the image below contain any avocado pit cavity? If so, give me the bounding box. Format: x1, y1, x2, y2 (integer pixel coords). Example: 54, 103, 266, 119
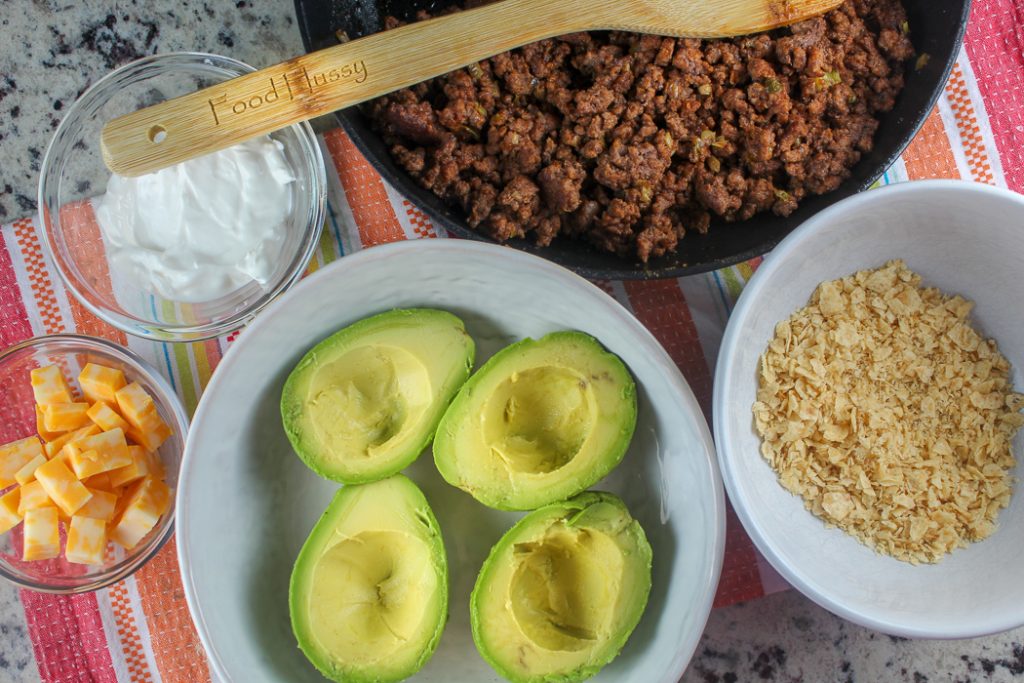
483, 366, 596, 475
307, 345, 431, 457
309, 530, 435, 663
470, 492, 652, 683
508, 525, 622, 652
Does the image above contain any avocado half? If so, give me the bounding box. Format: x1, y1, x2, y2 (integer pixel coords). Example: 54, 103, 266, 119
433, 331, 637, 510
282, 308, 475, 483
289, 474, 448, 683
471, 491, 652, 683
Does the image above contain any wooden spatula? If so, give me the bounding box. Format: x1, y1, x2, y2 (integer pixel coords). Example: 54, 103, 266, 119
101, 0, 842, 177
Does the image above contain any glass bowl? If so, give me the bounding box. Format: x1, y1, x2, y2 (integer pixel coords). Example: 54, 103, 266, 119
0, 334, 188, 593
38, 53, 326, 343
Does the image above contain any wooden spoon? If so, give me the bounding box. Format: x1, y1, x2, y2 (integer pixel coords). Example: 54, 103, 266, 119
101, 0, 842, 176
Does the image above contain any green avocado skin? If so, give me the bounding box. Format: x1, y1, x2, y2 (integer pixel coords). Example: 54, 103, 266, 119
289, 474, 449, 683
281, 308, 475, 484
434, 330, 637, 510
470, 491, 653, 683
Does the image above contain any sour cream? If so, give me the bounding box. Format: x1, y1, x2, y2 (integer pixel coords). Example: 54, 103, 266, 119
94, 137, 295, 303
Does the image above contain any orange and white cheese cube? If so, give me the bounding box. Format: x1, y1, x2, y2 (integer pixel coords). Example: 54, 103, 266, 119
35, 457, 92, 517
54, 441, 82, 469
66, 516, 107, 565
67, 448, 108, 481
76, 489, 118, 522
44, 424, 100, 458
42, 402, 92, 432
126, 427, 167, 454
67, 429, 131, 479
83, 472, 114, 492
78, 363, 126, 405
0, 436, 43, 458
0, 488, 22, 534
30, 366, 74, 405
145, 450, 166, 481
110, 477, 171, 550
0, 436, 43, 487
35, 405, 64, 442
86, 401, 129, 433
109, 446, 150, 488
14, 453, 47, 485
115, 383, 161, 431
74, 428, 130, 462
22, 507, 60, 561
17, 481, 51, 515
128, 423, 172, 453
83, 473, 124, 499
114, 383, 173, 453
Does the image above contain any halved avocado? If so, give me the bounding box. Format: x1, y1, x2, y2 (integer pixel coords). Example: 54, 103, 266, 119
289, 474, 448, 683
471, 492, 652, 683
282, 308, 474, 483
433, 331, 636, 510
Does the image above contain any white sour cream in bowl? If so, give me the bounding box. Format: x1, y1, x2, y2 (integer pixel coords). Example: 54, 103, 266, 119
95, 136, 295, 303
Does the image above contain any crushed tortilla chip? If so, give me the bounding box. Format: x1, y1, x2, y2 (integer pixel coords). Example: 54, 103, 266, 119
753, 260, 1022, 564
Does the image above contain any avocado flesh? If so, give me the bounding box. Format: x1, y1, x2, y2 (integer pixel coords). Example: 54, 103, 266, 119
471, 492, 652, 683
282, 309, 474, 483
290, 475, 448, 683
434, 331, 636, 509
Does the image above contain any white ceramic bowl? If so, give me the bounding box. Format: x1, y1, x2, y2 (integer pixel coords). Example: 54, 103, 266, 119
714, 180, 1024, 638
177, 240, 724, 682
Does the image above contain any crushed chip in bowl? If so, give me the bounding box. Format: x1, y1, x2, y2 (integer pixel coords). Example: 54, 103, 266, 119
753, 260, 1023, 564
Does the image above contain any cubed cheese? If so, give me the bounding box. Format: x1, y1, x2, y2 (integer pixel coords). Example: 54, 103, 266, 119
115, 383, 158, 430
35, 405, 65, 442
78, 363, 126, 405
83, 472, 114, 492
133, 411, 166, 435
66, 516, 107, 565
83, 474, 124, 498
30, 366, 73, 405
127, 423, 172, 453
17, 480, 51, 515
145, 450, 167, 481
86, 401, 129, 433
54, 442, 81, 470
73, 428, 130, 465
14, 454, 46, 485
76, 489, 117, 522
34, 457, 92, 517
0, 437, 42, 488
42, 403, 91, 432
22, 507, 60, 561
110, 505, 157, 550
0, 436, 42, 458
44, 424, 100, 458
68, 448, 115, 480
110, 476, 170, 549
112, 477, 147, 520
0, 488, 22, 534
109, 446, 150, 488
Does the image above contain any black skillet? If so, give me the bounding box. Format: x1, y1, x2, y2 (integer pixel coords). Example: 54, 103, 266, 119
293, 0, 971, 280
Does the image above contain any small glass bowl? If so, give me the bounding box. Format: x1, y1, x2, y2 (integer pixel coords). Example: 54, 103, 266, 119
0, 334, 188, 593
38, 53, 326, 342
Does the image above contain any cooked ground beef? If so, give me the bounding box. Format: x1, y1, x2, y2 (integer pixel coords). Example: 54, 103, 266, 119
369, 0, 914, 262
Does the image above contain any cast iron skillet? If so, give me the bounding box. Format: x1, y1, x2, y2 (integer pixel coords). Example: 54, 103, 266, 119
293, 0, 971, 280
